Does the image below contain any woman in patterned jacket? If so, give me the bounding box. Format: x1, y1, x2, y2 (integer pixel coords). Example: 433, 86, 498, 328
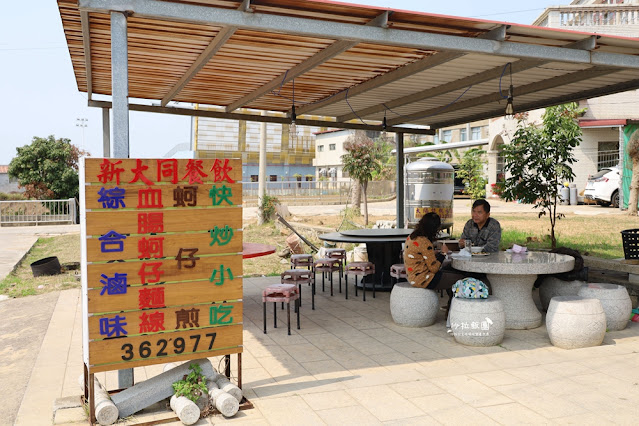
404, 212, 465, 294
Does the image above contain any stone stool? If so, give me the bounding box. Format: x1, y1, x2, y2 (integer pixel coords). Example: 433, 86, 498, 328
449, 297, 506, 346
325, 248, 347, 278
546, 296, 606, 349
314, 258, 341, 297
539, 277, 584, 311
262, 284, 300, 335
390, 263, 407, 286
290, 254, 314, 271
577, 283, 632, 331
281, 269, 315, 310
390, 282, 439, 327
345, 261, 376, 301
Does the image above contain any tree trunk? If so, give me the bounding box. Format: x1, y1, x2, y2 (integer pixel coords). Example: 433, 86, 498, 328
351, 180, 361, 213
628, 157, 639, 215
362, 180, 369, 225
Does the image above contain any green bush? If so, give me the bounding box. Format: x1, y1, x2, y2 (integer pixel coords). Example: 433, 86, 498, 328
259, 194, 280, 223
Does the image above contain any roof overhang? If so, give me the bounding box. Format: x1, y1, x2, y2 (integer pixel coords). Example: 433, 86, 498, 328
579, 119, 627, 128
58, 0, 639, 132
392, 139, 489, 154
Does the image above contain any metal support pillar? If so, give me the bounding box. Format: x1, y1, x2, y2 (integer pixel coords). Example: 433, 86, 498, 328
111, 11, 129, 158
396, 132, 404, 228
111, 11, 133, 388
102, 107, 110, 157
257, 112, 267, 224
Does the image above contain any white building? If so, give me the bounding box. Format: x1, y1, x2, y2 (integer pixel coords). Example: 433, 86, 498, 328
486, 0, 639, 205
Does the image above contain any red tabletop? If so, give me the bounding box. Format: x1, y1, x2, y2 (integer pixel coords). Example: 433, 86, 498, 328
242, 242, 276, 259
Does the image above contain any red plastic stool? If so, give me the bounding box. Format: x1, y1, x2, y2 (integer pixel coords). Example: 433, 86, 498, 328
313, 258, 341, 297
281, 269, 315, 310
325, 248, 346, 278
390, 263, 407, 286
262, 284, 300, 335
290, 254, 314, 271
345, 261, 376, 301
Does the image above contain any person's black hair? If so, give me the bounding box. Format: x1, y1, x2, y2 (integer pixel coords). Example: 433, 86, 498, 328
410, 212, 441, 242
472, 199, 491, 213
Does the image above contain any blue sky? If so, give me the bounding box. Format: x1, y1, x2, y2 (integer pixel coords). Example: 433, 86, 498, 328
0, 0, 558, 164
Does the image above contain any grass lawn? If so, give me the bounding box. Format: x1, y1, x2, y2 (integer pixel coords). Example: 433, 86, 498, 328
1, 210, 634, 298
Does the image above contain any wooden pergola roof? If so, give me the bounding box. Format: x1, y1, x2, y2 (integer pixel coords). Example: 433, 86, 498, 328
58, 0, 639, 132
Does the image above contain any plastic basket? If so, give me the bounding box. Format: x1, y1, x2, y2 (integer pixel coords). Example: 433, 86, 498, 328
620, 229, 639, 260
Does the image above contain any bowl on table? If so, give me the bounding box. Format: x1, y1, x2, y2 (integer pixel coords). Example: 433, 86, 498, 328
470, 246, 485, 253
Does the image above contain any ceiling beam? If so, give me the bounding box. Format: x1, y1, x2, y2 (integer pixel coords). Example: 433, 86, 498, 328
298, 25, 508, 116
87, 100, 436, 135
238, 0, 253, 13
80, 10, 93, 100
337, 58, 545, 122
79, 0, 639, 70
567, 35, 598, 51
225, 10, 392, 113
387, 67, 618, 126
161, 26, 236, 107
430, 77, 639, 129
337, 33, 598, 122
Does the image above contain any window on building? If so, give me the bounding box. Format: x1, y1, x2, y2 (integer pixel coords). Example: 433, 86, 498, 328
442, 130, 452, 142
329, 144, 336, 151
471, 126, 481, 140
250, 175, 258, 182
269, 175, 277, 182
317, 145, 324, 152
598, 141, 619, 170
342, 168, 349, 178
459, 128, 467, 142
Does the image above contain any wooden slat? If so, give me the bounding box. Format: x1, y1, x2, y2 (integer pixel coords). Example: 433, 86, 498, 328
85, 208, 242, 236
88, 278, 243, 313
86, 254, 242, 288
88, 301, 243, 340
89, 324, 243, 368
86, 230, 242, 262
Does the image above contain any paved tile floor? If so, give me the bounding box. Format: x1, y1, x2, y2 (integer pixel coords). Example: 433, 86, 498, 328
22, 274, 639, 425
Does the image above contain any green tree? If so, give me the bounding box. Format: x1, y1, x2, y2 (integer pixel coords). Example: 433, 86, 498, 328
8, 135, 85, 200
498, 103, 584, 248
456, 148, 487, 200
371, 135, 395, 181
342, 131, 382, 225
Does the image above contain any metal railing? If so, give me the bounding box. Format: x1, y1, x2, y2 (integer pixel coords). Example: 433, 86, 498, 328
0, 198, 77, 226
242, 180, 396, 206
597, 149, 620, 170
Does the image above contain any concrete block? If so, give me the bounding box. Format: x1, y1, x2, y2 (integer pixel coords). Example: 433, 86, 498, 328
111, 358, 213, 418
578, 283, 632, 331
449, 297, 506, 347
390, 283, 439, 327
170, 395, 200, 425
546, 296, 606, 349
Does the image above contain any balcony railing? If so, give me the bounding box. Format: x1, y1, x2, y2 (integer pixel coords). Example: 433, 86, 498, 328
554, 6, 639, 28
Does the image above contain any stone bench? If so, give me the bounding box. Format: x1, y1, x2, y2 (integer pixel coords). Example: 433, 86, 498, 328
390, 282, 439, 327
538, 277, 585, 311
546, 296, 606, 349
577, 283, 632, 331
449, 297, 505, 347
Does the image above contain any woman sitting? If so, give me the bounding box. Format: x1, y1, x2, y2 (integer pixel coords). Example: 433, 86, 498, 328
404, 213, 465, 305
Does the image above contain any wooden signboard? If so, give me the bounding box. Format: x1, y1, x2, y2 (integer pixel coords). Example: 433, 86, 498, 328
80, 158, 243, 373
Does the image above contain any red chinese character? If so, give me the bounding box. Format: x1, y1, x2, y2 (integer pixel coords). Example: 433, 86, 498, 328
157, 159, 178, 184
138, 262, 164, 284
138, 287, 165, 309
181, 160, 208, 185
97, 159, 125, 185
138, 212, 164, 234
129, 159, 154, 185
138, 187, 163, 208
139, 311, 165, 332
210, 159, 235, 183
138, 236, 164, 259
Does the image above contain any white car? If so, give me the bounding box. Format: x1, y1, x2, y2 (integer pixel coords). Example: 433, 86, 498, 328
584, 166, 620, 208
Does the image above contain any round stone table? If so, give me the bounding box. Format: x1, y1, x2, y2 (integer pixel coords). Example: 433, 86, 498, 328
452, 251, 574, 329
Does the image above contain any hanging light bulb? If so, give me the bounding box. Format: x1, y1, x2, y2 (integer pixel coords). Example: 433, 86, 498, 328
504, 63, 514, 119
289, 104, 298, 145
289, 78, 298, 145
505, 84, 514, 119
